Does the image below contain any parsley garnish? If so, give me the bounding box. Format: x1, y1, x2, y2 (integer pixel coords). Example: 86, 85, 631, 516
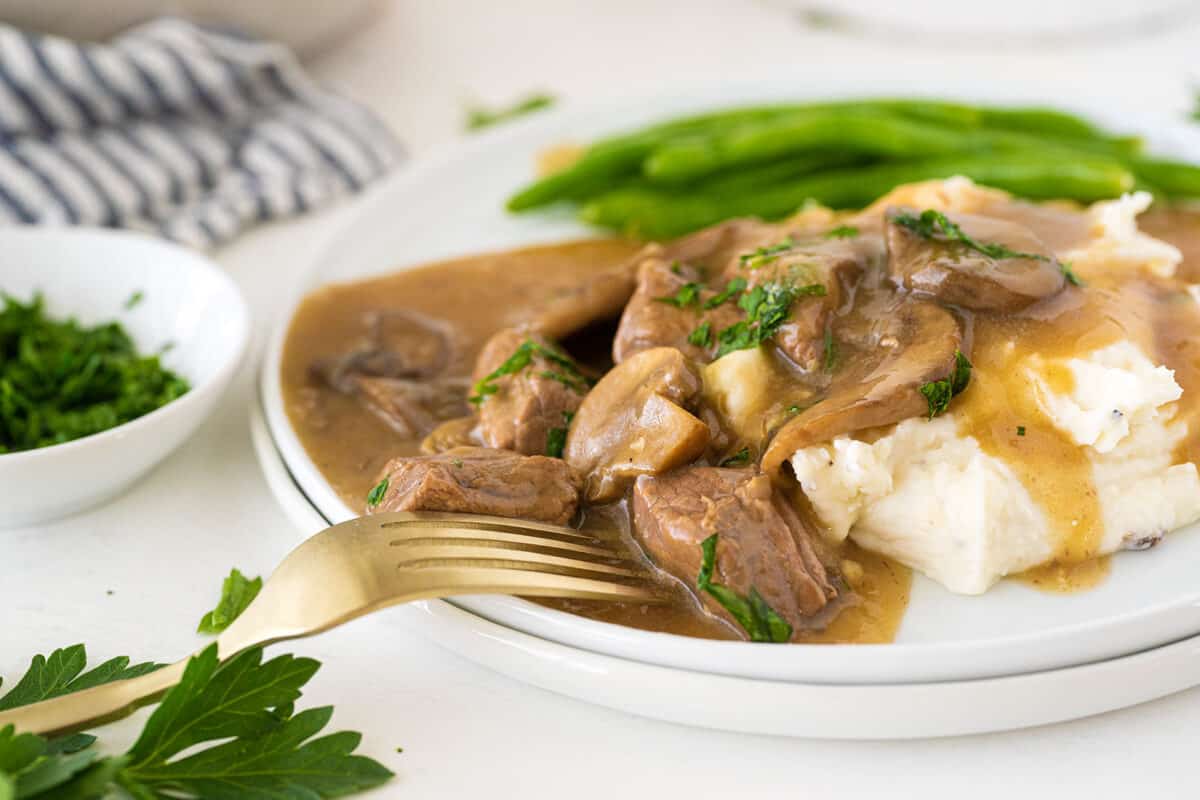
893, 209, 1050, 262
822, 327, 838, 372
466, 92, 554, 131
714, 282, 799, 358
0, 645, 393, 798
469, 338, 584, 404
688, 321, 713, 348
918, 350, 973, 418
739, 237, 795, 270
670, 261, 683, 275
0, 645, 163, 712
703, 277, 748, 309
825, 225, 859, 239
545, 410, 574, 458
0, 293, 190, 454
1060, 262, 1085, 286
787, 404, 803, 415
655, 282, 702, 308
719, 447, 752, 467
1017, 425, 1027, 436
697, 534, 792, 643
124, 290, 144, 309
366, 477, 389, 507
197, 568, 263, 634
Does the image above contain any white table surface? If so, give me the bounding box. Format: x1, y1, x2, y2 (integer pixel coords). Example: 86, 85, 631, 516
7, 1, 1200, 796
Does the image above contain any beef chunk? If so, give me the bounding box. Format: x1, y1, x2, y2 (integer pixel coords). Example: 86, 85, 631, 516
471, 329, 586, 456
632, 467, 835, 637
613, 258, 743, 364
565, 347, 710, 502
314, 308, 460, 391
369, 447, 581, 524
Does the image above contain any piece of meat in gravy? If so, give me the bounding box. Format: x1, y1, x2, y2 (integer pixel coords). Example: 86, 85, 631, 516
632, 467, 836, 637
613, 258, 743, 363
353, 376, 471, 439
368, 447, 581, 524
472, 329, 586, 456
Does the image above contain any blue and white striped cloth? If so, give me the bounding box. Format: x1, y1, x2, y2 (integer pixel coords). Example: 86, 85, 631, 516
0, 18, 400, 248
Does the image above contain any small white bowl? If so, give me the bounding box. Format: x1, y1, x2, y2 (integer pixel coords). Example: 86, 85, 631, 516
0, 228, 249, 526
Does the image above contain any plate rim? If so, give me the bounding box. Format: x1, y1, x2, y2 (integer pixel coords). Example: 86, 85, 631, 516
258, 76, 1200, 685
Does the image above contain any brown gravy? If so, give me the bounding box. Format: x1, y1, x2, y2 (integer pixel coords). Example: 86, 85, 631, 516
281, 207, 1200, 638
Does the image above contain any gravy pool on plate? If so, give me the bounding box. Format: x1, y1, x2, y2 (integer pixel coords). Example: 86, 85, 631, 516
281, 178, 1200, 644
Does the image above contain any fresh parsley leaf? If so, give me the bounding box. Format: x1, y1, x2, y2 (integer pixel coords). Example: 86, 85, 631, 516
197, 568, 263, 635
739, 237, 795, 270
687, 321, 712, 348
669, 261, 683, 275
703, 277, 747, 310
546, 427, 568, 458
893, 209, 1049, 262
697, 534, 792, 643
793, 283, 827, 297
822, 327, 838, 372
466, 93, 554, 131
719, 447, 751, 467
470, 339, 584, 404
366, 477, 389, 508
1017, 425, 1027, 436
715, 282, 799, 358
655, 282, 702, 308
786, 404, 802, 415
1060, 261, 1085, 286
825, 225, 859, 239
124, 290, 144, 310
0, 645, 162, 711
918, 350, 973, 418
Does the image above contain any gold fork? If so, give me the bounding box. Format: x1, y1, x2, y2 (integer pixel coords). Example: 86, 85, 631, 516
0, 511, 660, 736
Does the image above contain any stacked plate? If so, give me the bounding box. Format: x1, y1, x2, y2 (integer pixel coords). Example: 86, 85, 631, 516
253, 78, 1200, 738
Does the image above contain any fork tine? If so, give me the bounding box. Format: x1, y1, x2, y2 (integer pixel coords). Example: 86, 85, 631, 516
392, 542, 648, 578
388, 527, 624, 559
377, 511, 604, 541
398, 565, 661, 603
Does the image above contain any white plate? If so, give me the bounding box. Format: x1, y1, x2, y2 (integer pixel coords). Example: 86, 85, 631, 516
260, 76, 1200, 685
250, 400, 1200, 738
0, 228, 249, 525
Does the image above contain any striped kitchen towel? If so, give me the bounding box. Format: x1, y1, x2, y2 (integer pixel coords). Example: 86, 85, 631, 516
0, 18, 400, 248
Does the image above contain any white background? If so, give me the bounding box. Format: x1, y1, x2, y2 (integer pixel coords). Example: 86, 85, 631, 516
7, 1, 1200, 797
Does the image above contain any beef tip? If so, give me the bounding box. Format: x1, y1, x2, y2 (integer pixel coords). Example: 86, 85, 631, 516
472, 329, 587, 456
314, 308, 460, 391
353, 376, 470, 439
632, 467, 836, 637
369, 447, 581, 524
718, 226, 882, 371
885, 206, 1065, 312
762, 296, 964, 478
565, 347, 710, 502
613, 258, 743, 364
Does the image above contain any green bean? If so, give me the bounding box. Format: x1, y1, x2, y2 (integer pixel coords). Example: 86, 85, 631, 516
643, 111, 971, 184
698, 152, 866, 194
976, 107, 1107, 139
1129, 158, 1200, 198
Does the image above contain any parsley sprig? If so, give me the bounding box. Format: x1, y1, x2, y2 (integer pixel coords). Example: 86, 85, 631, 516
197, 568, 263, 634
739, 237, 795, 270
545, 410, 574, 458
893, 209, 1049, 263
697, 534, 792, 643
918, 350, 973, 418
469, 338, 586, 405
825, 225, 859, 239
703, 277, 748, 310
714, 282, 821, 358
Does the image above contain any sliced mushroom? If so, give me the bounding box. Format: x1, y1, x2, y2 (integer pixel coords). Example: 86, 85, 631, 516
564, 347, 710, 502
885, 206, 1065, 312
761, 297, 964, 478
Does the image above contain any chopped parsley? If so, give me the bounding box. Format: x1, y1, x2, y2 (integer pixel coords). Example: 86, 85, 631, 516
366, 477, 389, 508
703, 276, 748, 309
655, 281, 703, 308
787, 404, 803, 415
1060, 261, 1086, 286
196, 568, 262, 634
918, 350, 972, 418
822, 327, 838, 372
466, 92, 554, 130
670, 261, 683, 275
1017, 425, 1027, 436
719, 447, 752, 467
546, 411, 574, 458
0, 293, 190, 453
697, 534, 792, 643
124, 290, 144, 309
739, 237, 795, 270
688, 320, 713, 348
469, 338, 585, 404
714, 282, 798, 358
825, 225, 859, 239
893, 209, 1050, 262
